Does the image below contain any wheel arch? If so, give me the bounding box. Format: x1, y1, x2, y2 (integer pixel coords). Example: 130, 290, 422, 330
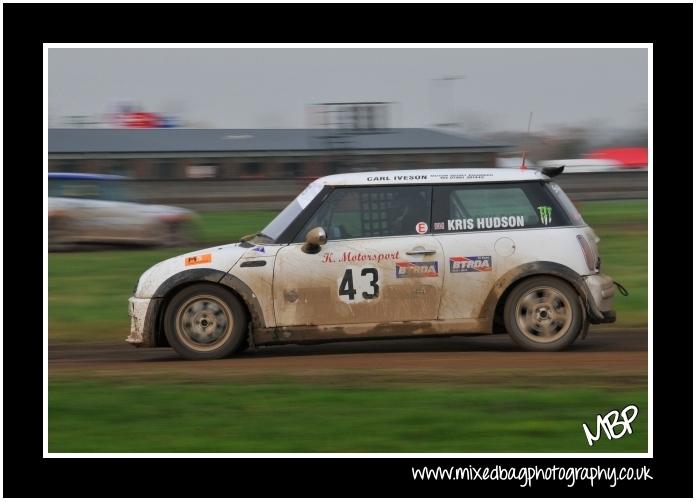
480, 261, 591, 333
148, 268, 266, 347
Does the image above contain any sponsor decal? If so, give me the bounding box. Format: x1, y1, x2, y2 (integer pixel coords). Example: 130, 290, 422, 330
322, 250, 400, 264
415, 221, 429, 234
395, 261, 439, 278
366, 175, 428, 182
429, 173, 494, 181
447, 216, 525, 231
252, 246, 266, 253
433, 222, 445, 231
449, 256, 492, 273
537, 206, 552, 225
184, 253, 212, 266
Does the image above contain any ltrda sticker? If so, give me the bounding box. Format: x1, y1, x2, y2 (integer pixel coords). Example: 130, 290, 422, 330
395, 261, 439, 278
537, 206, 552, 225
185, 253, 212, 266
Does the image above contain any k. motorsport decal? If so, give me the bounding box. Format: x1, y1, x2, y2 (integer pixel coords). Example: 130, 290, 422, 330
449, 256, 492, 273
537, 206, 552, 225
395, 261, 439, 278
446, 216, 525, 231
322, 250, 400, 264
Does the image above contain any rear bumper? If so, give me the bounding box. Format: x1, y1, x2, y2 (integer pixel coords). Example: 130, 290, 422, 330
583, 274, 617, 324
126, 296, 161, 347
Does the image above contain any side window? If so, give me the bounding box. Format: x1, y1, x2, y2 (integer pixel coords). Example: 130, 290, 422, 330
294, 186, 432, 242
547, 182, 585, 226
432, 182, 568, 233
59, 180, 102, 200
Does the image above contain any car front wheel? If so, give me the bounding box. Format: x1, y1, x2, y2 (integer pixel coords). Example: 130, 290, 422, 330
503, 276, 584, 351
164, 284, 248, 360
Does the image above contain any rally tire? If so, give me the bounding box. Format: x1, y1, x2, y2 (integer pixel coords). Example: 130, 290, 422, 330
164, 283, 248, 360
503, 276, 584, 352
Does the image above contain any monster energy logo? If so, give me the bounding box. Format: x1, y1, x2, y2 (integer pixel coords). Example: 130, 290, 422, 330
538, 206, 552, 225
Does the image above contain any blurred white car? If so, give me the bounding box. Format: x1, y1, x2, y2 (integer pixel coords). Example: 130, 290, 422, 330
48, 173, 196, 250
536, 159, 621, 174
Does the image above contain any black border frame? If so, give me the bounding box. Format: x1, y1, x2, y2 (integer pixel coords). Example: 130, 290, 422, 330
4, 2, 693, 498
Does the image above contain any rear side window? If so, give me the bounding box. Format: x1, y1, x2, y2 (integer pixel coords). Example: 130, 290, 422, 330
432, 182, 569, 233
547, 182, 585, 226
294, 185, 432, 242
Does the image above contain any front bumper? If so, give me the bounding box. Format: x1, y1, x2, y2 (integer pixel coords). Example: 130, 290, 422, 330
126, 296, 161, 347
583, 273, 617, 324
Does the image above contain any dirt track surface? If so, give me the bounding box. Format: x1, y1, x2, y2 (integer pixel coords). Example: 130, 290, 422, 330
49, 327, 647, 383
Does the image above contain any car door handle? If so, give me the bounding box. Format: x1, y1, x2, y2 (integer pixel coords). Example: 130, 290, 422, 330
406, 248, 437, 255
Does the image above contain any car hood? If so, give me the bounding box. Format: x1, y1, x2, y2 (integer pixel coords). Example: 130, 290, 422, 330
135, 242, 248, 298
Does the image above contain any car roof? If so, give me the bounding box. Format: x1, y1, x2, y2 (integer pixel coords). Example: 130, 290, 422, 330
48, 172, 130, 181
314, 168, 547, 186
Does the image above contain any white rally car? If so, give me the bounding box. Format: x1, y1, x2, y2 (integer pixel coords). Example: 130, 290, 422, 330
128, 168, 617, 360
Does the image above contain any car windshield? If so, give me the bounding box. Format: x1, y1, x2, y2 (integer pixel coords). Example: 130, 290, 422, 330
258, 180, 324, 242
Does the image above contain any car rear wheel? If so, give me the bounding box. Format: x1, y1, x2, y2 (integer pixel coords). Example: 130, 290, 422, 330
164, 284, 248, 360
503, 276, 584, 351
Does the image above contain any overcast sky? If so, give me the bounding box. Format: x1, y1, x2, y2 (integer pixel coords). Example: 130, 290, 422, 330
48, 47, 648, 132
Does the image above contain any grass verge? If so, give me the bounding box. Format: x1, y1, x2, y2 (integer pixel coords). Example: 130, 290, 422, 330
49, 379, 647, 452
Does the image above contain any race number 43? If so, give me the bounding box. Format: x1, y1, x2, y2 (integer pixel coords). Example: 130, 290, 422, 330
338, 267, 379, 302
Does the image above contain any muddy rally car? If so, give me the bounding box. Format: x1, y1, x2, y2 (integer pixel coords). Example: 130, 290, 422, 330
128, 168, 617, 360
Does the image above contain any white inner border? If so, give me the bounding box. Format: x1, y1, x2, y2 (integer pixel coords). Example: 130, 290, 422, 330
43, 42, 653, 459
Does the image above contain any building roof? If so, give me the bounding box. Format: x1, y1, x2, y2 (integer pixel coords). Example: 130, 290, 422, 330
313, 168, 546, 187
48, 128, 505, 154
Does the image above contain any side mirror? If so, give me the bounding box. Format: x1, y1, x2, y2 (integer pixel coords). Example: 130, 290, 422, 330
302, 227, 327, 254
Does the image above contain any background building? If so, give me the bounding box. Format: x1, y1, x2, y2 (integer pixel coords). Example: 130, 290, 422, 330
48, 128, 508, 180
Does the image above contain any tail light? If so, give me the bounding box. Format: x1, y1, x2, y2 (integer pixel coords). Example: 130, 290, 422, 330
576, 234, 599, 273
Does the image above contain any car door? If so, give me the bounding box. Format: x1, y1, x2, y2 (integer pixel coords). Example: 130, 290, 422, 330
432, 182, 552, 319
273, 185, 444, 327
